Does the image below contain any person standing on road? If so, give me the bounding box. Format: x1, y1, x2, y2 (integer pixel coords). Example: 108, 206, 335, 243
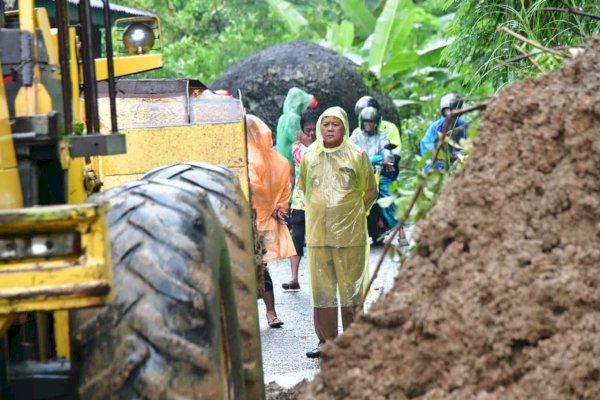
276, 87, 312, 165
247, 114, 297, 328
420, 93, 468, 172
283, 108, 319, 290
298, 107, 378, 358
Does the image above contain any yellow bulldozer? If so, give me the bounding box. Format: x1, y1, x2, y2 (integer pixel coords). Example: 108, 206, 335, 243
0, 0, 263, 399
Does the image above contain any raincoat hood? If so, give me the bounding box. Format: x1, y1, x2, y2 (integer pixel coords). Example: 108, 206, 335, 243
276, 87, 311, 163
282, 87, 311, 115
315, 106, 350, 151
246, 114, 273, 153
246, 114, 296, 262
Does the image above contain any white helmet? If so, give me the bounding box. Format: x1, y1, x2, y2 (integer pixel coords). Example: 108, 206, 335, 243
440, 93, 461, 114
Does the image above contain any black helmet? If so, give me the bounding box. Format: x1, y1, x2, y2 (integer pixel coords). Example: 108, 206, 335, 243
354, 95, 380, 116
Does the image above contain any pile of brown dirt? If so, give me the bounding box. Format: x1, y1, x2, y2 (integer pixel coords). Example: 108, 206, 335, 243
301, 37, 600, 399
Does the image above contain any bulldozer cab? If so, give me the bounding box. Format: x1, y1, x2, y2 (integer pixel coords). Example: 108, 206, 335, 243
94, 79, 250, 196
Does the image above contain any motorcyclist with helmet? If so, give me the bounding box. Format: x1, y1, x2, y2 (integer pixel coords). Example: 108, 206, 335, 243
352, 95, 401, 150
420, 93, 468, 172
351, 106, 400, 244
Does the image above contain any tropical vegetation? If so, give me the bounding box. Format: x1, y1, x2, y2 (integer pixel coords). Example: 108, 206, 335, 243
113, 0, 599, 224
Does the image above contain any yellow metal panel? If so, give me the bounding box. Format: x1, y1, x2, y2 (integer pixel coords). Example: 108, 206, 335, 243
53, 310, 70, 358
101, 173, 140, 190
0, 170, 23, 209
16, 0, 37, 117
67, 157, 87, 204
15, 76, 53, 116
0, 203, 114, 314
69, 28, 81, 124
100, 123, 247, 185
37, 82, 53, 113
92, 54, 163, 82
19, 0, 35, 31
35, 8, 58, 65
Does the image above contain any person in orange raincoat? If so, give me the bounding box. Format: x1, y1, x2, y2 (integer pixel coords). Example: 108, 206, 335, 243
246, 114, 297, 328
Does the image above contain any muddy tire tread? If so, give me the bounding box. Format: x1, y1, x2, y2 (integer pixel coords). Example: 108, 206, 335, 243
72, 180, 234, 400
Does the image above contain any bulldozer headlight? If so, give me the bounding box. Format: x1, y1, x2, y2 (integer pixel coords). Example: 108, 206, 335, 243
0, 232, 82, 261
123, 22, 155, 55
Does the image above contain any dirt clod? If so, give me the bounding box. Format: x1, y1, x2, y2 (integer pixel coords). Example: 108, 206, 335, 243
301, 37, 600, 399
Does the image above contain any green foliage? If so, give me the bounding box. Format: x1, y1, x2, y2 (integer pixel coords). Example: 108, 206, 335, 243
368, 0, 412, 72
265, 0, 309, 34
337, 0, 376, 38
112, 0, 312, 82
325, 20, 356, 56
109, 0, 597, 229
72, 122, 85, 135
444, 0, 599, 92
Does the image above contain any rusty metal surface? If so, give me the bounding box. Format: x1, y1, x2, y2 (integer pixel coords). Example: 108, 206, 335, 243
0, 280, 110, 301
0, 202, 113, 314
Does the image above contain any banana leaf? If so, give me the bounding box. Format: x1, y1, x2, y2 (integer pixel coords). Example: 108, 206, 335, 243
416, 37, 454, 68
265, 0, 308, 34
381, 50, 419, 75
326, 20, 355, 52
368, 0, 413, 74
338, 0, 376, 38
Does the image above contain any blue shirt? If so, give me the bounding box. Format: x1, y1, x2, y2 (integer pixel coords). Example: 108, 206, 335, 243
420, 116, 467, 171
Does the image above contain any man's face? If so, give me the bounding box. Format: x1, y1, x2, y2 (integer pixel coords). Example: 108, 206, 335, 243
299, 122, 317, 147
363, 120, 377, 134
321, 116, 345, 148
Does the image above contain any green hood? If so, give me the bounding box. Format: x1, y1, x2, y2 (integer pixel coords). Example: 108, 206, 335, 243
282, 87, 311, 115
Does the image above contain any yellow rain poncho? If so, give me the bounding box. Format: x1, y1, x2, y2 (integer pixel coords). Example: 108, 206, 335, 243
298, 107, 378, 307
247, 115, 297, 262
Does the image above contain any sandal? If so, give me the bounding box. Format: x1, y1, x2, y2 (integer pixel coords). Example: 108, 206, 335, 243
267, 316, 284, 328
282, 281, 300, 290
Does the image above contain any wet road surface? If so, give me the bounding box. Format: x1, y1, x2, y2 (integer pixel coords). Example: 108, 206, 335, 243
258, 227, 412, 388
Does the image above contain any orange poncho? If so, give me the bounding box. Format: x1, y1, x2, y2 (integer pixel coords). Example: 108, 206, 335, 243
246, 115, 296, 262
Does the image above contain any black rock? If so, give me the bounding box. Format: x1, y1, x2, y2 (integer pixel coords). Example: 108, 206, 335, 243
209, 41, 399, 133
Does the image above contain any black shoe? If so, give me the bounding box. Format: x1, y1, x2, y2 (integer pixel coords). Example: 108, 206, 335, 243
306, 347, 321, 359
282, 281, 300, 290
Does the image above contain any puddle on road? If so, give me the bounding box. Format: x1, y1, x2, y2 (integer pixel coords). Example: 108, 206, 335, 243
265, 369, 318, 388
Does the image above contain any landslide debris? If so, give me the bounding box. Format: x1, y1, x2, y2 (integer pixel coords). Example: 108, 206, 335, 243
301, 38, 600, 399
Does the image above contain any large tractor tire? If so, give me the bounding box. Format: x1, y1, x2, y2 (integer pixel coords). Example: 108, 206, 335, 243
70, 179, 245, 399
143, 162, 264, 400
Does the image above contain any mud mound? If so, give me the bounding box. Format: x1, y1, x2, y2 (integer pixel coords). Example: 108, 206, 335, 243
209, 41, 398, 132
302, 37, 600, 399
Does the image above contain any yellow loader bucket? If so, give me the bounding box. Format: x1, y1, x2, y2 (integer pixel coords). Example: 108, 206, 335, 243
95, 79, 249, 195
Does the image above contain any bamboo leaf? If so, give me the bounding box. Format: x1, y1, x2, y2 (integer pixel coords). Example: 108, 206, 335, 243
265, 0, 308, 34
338, 0, 376, 38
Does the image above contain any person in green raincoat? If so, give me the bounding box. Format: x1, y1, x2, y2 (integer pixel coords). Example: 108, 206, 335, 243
276, 87, 312, 164
298, 106, 378, 359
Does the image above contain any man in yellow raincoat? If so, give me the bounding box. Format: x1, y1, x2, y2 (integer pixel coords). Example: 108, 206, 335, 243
298, 107, 378, 358
247, 115, 297, 328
